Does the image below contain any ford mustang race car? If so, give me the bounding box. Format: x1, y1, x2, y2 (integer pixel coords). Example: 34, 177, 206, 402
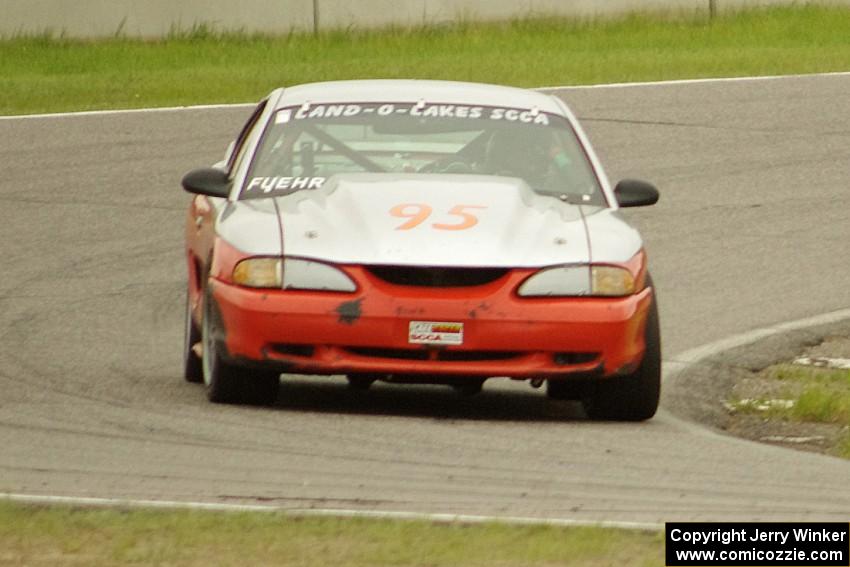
182, 80, 661, 420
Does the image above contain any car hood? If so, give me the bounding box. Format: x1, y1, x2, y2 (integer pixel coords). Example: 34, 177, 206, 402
218, 174, 643, 267
278, 174, 590, 267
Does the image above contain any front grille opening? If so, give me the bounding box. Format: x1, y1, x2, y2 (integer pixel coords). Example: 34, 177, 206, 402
345, 347, 429, 360
366, 266, 509, 287
270, 344, 316, 358
344, 347, 522, 362
553, 352, 599, 366
437, 350, 521, 362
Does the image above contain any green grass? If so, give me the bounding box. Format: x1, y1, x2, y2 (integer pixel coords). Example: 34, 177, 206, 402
793, 386, 850, 423
730, 363, 850, 458
1, 5, 850, 115
767, 364, 850, 424
0, 501, 663, 566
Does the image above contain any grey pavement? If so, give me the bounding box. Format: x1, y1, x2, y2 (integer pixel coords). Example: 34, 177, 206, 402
1, 74, 849, 523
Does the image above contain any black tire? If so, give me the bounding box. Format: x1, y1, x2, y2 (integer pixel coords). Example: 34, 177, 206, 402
582, 289, 661, 421
201, 286, 280, 405
452, 378, 485, 397
243, 371, 281, 406
546, 379, 585, 401
183, 290, 203, 383
201, 287, 242, 404
347, 374, 376, 391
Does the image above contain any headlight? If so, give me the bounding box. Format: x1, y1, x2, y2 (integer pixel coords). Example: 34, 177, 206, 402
590, 266, 635, 296
281, 258, 356, 292
517, 266, 590, 297
232, 257, 356, 292
518, 265, 635, 297
233, 258, 281, 288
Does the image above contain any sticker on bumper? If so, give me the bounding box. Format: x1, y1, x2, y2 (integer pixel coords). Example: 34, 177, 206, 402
409, 321, 464, 345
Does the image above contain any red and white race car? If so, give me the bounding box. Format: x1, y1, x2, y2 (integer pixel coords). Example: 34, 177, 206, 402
182, 80, 661, 420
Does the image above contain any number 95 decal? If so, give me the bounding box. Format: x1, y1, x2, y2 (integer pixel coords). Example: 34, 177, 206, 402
390, 204, 487, 231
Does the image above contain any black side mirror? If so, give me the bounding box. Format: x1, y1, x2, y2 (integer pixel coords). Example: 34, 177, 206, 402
181, 168, 231, 198
614, 179, 659, 208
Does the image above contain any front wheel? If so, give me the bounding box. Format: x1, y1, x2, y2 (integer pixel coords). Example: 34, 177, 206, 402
452, 378, 485, 397
201, 286, 279, 405
582, 291, 661, 421
183, 289, 203, 383
347, 374, 377, 391
546, 379, 588, 401
243, 370, 281, 406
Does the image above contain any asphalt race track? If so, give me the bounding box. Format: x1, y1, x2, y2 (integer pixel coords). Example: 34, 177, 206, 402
1, 74, 849, 524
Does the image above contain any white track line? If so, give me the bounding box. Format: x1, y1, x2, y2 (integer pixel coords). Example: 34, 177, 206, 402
2, 71, 849, 121
3, 306, 849, 528
0, 102, 254, 121
537, 70, 850, 91
0, 493, 662, 531
662, 307, 850, 376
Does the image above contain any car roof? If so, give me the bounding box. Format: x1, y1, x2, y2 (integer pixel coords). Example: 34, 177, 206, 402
273, 80, 565, 115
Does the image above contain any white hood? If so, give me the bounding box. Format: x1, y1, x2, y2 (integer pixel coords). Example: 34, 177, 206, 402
273, 174, 591, 267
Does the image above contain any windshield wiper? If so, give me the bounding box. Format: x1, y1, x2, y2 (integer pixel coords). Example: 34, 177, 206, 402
549, 193, 592, 205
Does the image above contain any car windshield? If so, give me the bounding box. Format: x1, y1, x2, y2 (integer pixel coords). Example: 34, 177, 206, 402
241, 102, 605, 205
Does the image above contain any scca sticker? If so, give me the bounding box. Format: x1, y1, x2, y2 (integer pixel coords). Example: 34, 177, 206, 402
243, 176, 326, 198
409, 321, 464, 346
488, 107, 549, 125
275, 104, 551, 126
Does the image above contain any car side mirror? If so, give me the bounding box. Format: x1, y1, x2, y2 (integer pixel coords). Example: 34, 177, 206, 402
181, 168, 231, 198
614, 179, 659, 208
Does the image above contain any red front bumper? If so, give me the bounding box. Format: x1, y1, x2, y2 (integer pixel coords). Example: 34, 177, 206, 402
210, 268, 653, 379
